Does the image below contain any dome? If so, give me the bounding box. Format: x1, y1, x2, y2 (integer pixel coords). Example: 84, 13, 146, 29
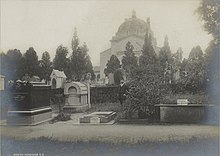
113, 10, 148, 40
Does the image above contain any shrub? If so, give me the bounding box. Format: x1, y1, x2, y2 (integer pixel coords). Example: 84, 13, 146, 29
124, 66, 165, 120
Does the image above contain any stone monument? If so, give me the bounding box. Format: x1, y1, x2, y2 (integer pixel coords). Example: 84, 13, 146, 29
7, 81, 52, 125
63, 82, 89, 113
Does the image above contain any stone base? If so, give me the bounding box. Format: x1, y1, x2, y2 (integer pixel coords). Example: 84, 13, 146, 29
63, 105, 89, 113
80, 111, 117, 123
155, 104, 206, 123
7, 107, 52, 126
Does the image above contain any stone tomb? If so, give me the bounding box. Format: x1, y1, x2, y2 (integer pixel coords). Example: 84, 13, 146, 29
63, 82, 89, 113
7, 82, 52, 125
80, 111, 116, 124
155, 103, 208, 123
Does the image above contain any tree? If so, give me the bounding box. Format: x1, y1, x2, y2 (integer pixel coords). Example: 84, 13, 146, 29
197, 0, 219, 106
53, 45, 69, 77
70, 29, 95, 81
158, 36, 173, 71
139, 19, 157, 67
1, 49, 23, 80
123, 19, 163, 119
124, 66, 164, 119
105, 55, 121, 76
121, 42, 138, 79
0, 52, 7, 76
197, 0, 220, 43
184, 46, 206, 93
81, 43, 95, 80
173, 48, 183, 67
114, 68, 125, 85
39, 51, 52, 83
22, 47, 39, 77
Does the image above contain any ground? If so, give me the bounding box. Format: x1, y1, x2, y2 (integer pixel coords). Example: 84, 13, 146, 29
1, 114, 219, 156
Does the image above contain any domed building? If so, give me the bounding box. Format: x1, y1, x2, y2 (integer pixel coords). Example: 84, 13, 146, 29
100, 10, 159, 80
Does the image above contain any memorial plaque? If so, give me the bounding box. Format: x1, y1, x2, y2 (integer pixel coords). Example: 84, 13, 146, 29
90, 116, 100, 124
177, 99, 189, 105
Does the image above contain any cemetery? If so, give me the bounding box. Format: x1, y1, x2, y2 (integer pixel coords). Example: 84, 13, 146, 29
2, 68, 217, 126
0, 1, 219, 155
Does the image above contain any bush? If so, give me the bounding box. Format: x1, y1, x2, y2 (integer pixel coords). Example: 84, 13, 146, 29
49, 113, 71, 124
124, 66, 164, 120
90, 85, 119, 104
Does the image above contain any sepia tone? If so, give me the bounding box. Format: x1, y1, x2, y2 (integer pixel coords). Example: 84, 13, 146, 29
0, 0, 219, 156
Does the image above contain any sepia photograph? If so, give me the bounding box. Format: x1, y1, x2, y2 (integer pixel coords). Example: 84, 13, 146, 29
0, 0, 219, 155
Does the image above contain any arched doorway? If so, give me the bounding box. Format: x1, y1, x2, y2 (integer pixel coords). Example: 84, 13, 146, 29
68, 86, 79, 105
52, 78, 56, 89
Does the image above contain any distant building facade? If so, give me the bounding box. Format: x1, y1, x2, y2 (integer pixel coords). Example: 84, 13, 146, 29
93, 66, 100, 82
100, 10, 159, 80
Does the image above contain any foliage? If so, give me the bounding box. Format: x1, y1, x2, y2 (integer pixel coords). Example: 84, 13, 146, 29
0, 49, 23, 80
70, 29, 95, 81
105, 55, 121, 76
197, 0, 220, 104
172, 48, 183, 73
114, 68, 125, 85
179, 46, 206, 93
197, 0, 220, 43
0, 52, 7, 76
50, 113, 71, 124
158, 35, 173, 82
204, 40, 219, 82
123, 21, 164, 119
139, 22, 157, 67
39, 51, 52, 82
53, 45, 69, 78
124, 66, 164, 119
90, 86, 119, 104
121, 42, 138, 79
22, 47, 39, 77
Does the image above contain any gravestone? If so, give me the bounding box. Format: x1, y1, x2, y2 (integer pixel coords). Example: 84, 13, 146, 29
63, 82, 89, 113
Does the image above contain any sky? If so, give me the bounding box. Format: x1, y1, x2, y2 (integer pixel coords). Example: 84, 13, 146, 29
1, 0, 212, 66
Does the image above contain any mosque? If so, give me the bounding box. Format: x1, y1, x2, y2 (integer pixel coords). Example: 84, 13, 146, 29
99, 10, 160, 80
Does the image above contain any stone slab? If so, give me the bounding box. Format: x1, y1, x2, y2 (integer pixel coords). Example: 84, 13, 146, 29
7, 109, 52, 125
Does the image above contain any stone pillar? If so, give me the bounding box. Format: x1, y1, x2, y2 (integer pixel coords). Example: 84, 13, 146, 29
87, 83, 91, 109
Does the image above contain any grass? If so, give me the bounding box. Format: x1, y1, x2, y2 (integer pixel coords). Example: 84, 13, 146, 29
1, 136, 219, 156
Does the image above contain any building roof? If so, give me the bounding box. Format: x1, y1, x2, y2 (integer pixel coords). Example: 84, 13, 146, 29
100, 48, 111, 54
50, 69, 67, 78
112, 10, 148, 41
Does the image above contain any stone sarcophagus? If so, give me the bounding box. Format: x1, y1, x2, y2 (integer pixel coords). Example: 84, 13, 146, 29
63, 82, 89, 113
7, 81, 52, 125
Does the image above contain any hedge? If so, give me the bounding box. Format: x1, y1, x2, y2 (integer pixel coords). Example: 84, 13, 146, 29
90, 85, 119, 104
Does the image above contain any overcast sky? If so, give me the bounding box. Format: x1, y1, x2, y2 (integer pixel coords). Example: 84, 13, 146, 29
1, 0, 212, 66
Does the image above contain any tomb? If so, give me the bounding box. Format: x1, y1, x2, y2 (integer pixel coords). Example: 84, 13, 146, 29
79, 111, 117, 124
63, 82, 89, 113
7, 81, 52, 125
50, 69, 66, 89
155, 100, 210, 123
